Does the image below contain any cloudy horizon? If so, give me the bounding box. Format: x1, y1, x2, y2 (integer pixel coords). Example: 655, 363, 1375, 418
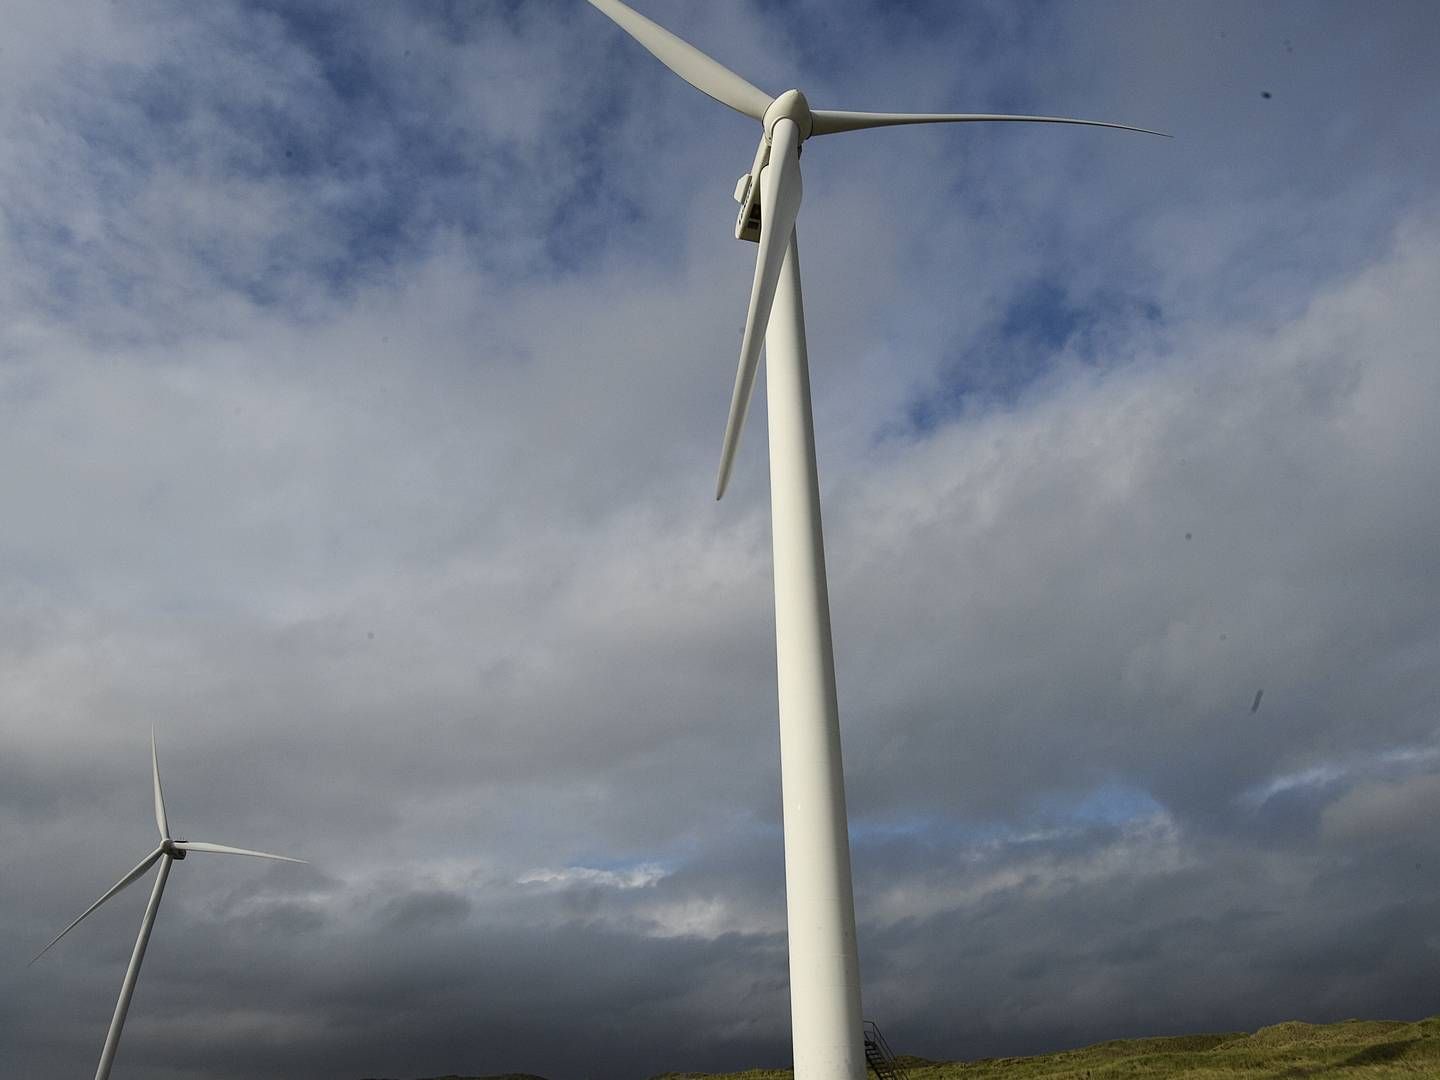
4, 1, 1439, 1078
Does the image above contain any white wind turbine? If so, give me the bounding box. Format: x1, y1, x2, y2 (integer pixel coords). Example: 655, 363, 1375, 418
585, 2, 1166, 1077
31, 731, 304, 1080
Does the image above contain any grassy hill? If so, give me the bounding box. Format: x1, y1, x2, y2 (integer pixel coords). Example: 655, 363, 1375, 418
368, 1017, 1440, 1080
651, 1016, 1440, 1079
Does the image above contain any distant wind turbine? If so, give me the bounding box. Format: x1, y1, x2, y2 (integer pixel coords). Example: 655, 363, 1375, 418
32, 730, 304, 1080
584, 2, 1166, 1077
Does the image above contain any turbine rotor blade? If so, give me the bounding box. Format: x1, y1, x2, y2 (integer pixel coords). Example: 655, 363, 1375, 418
716, 117, 804, 500
150, 727, 169, 841
173, 841, 305, 864
30, 847, 163, 965
809, 109, 1169, 139
587, 0, 772, 120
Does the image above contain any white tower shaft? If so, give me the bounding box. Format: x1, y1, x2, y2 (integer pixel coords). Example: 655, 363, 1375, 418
765, 232, 865, 1080
95, 853, 172, 1080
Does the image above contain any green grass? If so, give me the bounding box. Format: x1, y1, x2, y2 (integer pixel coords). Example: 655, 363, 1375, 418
369, 1017, 1440, 1080
650, 1016, 1440, 1080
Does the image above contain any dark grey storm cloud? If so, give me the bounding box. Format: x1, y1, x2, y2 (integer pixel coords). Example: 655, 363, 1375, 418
3, 1, 1439, 1078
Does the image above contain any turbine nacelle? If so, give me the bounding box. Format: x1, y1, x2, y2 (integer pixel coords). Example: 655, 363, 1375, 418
161, 838, 188, 860
735, 90, 811, 242
733, 138, 767, 242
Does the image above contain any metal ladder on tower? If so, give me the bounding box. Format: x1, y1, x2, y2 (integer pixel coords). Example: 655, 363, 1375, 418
864, 1019, 909, 1080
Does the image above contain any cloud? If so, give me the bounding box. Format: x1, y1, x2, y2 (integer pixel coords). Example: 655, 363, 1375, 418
1322, 773, 1440, 846
517, 864, 668, 890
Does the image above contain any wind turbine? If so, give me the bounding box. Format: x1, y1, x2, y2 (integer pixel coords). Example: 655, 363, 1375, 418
584, 2, 1166, 1077
31, 731, 304, 1080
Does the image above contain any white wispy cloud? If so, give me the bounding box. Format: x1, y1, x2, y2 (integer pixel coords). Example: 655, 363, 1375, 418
517, 864, 668, 890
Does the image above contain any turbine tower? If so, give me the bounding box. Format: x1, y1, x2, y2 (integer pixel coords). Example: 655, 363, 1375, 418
585, 3, 1165, 1077
32, 731, 304, 1080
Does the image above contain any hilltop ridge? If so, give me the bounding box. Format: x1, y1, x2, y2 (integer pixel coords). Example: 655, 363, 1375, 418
653, 1015, 1440, 1079
367, 1015, 1440, 1080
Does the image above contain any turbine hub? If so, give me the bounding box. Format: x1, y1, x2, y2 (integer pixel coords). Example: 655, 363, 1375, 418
764, 89, 812, 142
162, 838, 187, 859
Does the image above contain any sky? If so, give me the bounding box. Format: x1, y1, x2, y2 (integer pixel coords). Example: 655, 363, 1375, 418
3, 1, 1439, 1078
